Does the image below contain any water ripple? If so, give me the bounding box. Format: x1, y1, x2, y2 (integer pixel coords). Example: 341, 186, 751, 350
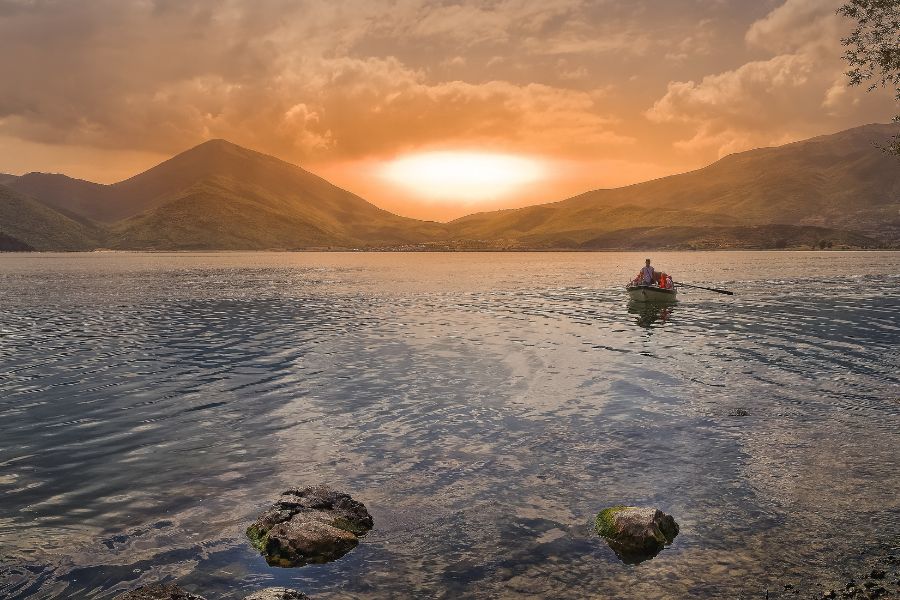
0, 251, 897, 599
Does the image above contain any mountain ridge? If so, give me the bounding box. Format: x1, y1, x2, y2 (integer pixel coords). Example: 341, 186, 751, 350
0, 184, 106, 250
5, 139, 448, 249
1, 122, 897, 251
447, 122, 899, 246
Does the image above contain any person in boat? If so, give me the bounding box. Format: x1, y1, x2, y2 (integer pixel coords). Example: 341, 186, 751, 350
657, 272, 674, 289
639, 259, 655, 285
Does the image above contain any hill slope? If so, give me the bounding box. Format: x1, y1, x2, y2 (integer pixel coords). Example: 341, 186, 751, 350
9, 140, 446, 249
4, 123, 897, 250
0, 185, 106, 250
448, 123, 900, 247
110, 141, 446, 249
0, 231, 34, 251
109, 178, 348, 250
6, 173, 111, 222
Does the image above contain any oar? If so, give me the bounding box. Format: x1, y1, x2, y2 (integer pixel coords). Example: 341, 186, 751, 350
673, 281, 734, 295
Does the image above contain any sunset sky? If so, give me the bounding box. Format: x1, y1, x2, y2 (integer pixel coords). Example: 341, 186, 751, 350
0, 0, 896, 221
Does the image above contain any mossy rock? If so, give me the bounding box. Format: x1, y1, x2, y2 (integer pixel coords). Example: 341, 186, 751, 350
245, 524, 270, 554
595, 506, 679, 564
246, 485, 373, 567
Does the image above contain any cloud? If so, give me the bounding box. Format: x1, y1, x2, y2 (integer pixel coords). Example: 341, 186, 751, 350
0, 0, 894, 188
744, 0, 843, 53
648, 54, 817, 127
308, 58, 632, 157
401, 0, 584, 46
646, 0, 897, 157
556, 60, 590, 81
664, 19, 716, 62
0, 0, 632, 162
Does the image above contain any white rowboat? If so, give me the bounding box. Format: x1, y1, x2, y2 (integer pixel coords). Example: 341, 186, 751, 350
626, 284, 677, 303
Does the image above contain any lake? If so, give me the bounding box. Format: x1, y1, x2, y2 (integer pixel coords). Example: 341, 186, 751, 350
1, 251, 898, 599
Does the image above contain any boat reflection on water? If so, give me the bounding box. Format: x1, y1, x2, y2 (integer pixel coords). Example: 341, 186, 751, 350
627, 301, 675, 329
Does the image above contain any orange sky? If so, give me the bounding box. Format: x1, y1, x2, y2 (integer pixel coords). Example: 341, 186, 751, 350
0, 0, 896, 221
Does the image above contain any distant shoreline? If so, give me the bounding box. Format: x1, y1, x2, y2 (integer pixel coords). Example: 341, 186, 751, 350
2, 246, 898, 254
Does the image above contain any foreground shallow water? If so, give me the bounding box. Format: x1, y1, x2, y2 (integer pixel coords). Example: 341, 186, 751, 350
0, 251, 898, 599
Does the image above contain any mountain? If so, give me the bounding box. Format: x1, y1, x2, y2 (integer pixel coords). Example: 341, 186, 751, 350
109, 176, 415, 250
6, 172, 111, 222
2, 123, 896, 251
0, 231, 34, 251
447, 123, 900, 247
108, 140, 446, 249
0, 184, 106, 250
5, 140, 446, 249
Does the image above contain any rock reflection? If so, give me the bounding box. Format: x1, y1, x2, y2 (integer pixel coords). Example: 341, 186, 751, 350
606, 541, 664, 565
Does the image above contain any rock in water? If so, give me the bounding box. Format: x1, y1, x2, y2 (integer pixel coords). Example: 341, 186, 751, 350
247, 485, 374, 567
244, 588, 310, 600
595, 506, 679, 563
114, 583, 206, 600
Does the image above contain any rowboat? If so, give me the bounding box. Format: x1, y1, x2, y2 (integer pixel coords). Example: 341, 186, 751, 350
626, 284, 677, 303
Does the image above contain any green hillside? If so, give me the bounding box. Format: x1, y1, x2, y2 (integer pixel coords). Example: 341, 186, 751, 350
447, 123, 900, 246
107, 141, 446, 249
5, 140, 446, 249
6, 173, 111, 222
0, 231, 34, 251
0, 185, 106, 250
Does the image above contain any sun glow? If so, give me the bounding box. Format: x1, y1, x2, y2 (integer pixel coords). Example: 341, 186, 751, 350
379, 151, 547, 203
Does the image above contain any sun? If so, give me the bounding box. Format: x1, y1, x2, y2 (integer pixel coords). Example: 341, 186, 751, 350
378, 151, 547, 203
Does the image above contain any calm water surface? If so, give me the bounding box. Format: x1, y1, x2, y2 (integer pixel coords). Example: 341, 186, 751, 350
0, 252, 898, 599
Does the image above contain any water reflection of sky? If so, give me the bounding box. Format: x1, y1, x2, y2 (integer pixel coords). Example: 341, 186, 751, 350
0, 252, 898, 599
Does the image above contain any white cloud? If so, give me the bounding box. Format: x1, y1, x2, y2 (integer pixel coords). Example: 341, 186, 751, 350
646, 0, 895, 157
745, 0, 843, 53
